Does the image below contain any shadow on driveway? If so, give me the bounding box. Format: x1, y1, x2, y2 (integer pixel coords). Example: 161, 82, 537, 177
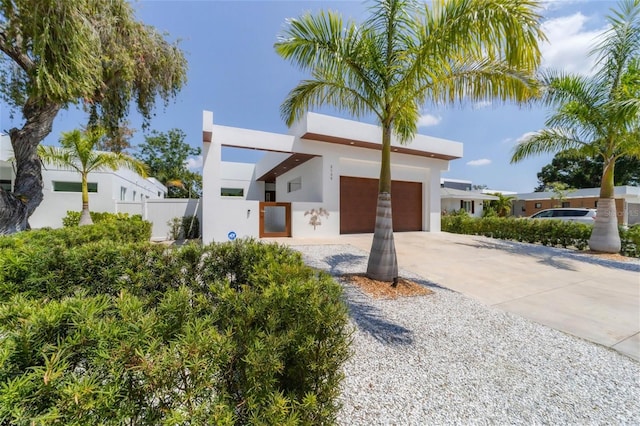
454, 237, 640, 273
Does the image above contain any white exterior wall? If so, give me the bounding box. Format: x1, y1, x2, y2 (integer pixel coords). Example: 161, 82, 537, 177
116, 202, 143, 216
275, 156, 323, 202
28, 166, 167, 229
628, 203, 640, 225
220, 162, 262, 200
291, 202, 340, 237
441, 198, 487, 218
144, 198, 202, 241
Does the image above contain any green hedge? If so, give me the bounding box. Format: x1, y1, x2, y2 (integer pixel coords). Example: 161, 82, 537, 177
0, 238, 350, 424
62, 211, 139, 227
0, 215, 151, 252
442, 215, 639, 257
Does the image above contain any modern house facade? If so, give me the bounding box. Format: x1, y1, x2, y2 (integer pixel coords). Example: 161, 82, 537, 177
201, 111, 463, 244
512, 186, 640, 226
0, 134, 168, 229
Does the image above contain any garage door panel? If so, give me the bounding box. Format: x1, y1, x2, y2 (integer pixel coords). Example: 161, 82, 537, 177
340, 176, 422, 234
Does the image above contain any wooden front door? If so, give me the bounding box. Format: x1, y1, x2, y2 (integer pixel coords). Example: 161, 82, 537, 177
259, 202, 291, 237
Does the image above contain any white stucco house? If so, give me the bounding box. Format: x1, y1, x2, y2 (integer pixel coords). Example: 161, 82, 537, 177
0, 134, 168, 229
201, 110, 464, 244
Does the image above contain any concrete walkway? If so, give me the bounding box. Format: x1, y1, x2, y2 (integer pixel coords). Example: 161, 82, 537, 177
268, 232, 640, 361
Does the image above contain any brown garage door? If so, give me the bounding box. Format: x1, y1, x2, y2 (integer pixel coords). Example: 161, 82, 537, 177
340, 176, 422, 234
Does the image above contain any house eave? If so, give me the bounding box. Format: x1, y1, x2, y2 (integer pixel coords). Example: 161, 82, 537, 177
301, 132, 461, 161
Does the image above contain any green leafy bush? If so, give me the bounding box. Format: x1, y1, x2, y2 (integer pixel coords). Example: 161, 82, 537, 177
441, 215, 594, 251
0, 215, 151, 252
0, 238, 350, 424
620, 224, 640, 257
62, 211, 139, 227
182, 215, 200, 239
167, 215, 200, 240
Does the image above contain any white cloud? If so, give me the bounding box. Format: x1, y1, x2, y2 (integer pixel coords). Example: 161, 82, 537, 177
540, 12, 607, 75
515, 131, 539, 145
472, 101, 492, 110
185, 155, 203, 170
417, 113, 442, 127
466, 158, 492, 167
501, 137, 514, 145
540, 0, 588, 12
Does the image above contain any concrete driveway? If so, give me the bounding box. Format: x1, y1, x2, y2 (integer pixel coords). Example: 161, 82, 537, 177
269, 232, 640, 361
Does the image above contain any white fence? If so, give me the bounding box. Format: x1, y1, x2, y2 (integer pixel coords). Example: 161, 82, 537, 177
116, 198, 202, 241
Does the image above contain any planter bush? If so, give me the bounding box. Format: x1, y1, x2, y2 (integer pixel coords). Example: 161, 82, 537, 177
0, 237, 350, 424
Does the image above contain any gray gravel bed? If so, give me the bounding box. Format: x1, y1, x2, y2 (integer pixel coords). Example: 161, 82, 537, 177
293, 244, 640, 426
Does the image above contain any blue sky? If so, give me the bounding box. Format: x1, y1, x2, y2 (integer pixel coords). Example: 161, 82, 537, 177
0, 0, 619, 192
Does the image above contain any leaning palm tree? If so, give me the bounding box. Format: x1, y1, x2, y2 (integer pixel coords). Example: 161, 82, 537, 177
39, 127, 148, 226
276, 0, 544, 281
512, 0, 640, 253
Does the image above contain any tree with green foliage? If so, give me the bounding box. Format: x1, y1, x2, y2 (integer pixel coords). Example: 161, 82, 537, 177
134, 129, 202, 198
546, 182, 575, 207
535, 151, 640, 191
39, 128, 148, 226
512, 0, 640, 253
0, 0, 187, 234
275, 0, 544, 281
484, 193, 516, 217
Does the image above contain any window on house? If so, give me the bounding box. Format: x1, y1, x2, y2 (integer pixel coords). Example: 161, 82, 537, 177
595, 200, 598, 208
133, 190, 137, 201
0, 179, 12, 192
460, 200, 475, 214
221, 188, 244, 197
120, 187, 127, 201
562, 201, 570, 208
287, 176, 302, 193
535, 202, 542, 208
53, 181, 98, 193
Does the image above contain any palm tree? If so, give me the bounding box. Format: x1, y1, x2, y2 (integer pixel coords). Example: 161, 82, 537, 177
275, 0, 544, 281
489, 193, 516, 217
38, 128, 148, 226
512, 0, 640, 253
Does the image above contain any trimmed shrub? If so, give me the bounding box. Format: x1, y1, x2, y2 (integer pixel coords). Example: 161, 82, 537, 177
0, 215, 151, 252
441, 215, 594, 250
0, 237, 351, 424
62, 211, 137, 227
620, 224, 640, 257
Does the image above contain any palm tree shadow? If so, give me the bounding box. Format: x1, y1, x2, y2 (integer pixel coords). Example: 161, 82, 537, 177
455, 239, 578, 271
344, 294, 413, 345
454, 237, 640, 272
315, 250, 414, 346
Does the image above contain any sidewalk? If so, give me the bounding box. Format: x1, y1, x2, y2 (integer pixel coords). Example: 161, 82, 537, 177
269, 232, 640, 361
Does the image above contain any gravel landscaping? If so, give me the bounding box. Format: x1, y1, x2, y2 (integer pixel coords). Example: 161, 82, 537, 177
293, 244, 640, 425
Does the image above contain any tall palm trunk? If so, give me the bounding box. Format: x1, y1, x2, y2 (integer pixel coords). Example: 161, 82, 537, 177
0, 100, 60, 234
588, 158, 621, 253
79, 172, 93, 226
366, 124, 398, 282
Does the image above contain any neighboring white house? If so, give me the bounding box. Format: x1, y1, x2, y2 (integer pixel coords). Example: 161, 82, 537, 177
440, 187, 498, 217
0, 134, 168, 229
201, 110, 464, 244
